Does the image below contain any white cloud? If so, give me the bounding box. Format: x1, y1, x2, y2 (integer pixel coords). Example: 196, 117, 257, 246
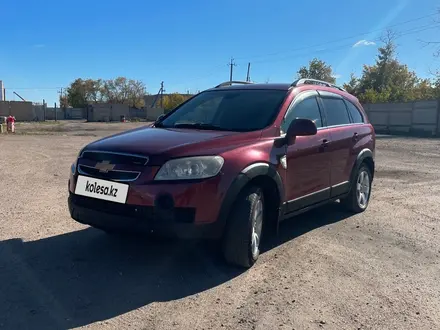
352, 40, 376, 48
332, 74, 342, 79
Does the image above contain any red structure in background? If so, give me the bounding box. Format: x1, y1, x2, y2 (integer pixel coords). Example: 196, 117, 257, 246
6, 115, 15, 133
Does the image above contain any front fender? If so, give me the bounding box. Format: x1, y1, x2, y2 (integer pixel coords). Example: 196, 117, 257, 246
216, 162, 284, 232
240, 162, 284, 202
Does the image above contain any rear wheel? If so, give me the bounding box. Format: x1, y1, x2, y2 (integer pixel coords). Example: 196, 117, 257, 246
341, 164, 372, 213
222, 186, 264, 268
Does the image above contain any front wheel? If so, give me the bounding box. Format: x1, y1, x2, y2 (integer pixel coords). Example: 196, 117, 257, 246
222, 186, 264, 268
341, 164, 372, 213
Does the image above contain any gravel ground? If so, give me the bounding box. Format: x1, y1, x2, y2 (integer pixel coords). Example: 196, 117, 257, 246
0, 125, 439, 330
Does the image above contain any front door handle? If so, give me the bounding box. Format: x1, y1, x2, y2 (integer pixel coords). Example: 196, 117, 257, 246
319, 139, 330, 152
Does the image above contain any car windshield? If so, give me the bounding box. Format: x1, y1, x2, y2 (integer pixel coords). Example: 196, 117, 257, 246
157, 89, 287, 132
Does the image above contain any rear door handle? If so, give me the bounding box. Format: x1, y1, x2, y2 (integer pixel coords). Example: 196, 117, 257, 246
352, 133, 359, 141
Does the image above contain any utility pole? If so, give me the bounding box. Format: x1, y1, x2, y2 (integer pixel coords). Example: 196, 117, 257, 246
58, 87, 64, 108
58, 87, 63, 102
54, 102, 57, 121
160, 81, 165, 108
228, 57, 236, 82
57, 87, 64, 120
246, 62, 251, 82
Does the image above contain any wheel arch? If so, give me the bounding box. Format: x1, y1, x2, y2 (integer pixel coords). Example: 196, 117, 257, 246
350, 148, 375, 186
217, 162, 284, 233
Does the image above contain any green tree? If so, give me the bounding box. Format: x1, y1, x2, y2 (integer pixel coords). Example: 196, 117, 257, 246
65, 77, 146, 108
66, 78, 102, 108
162, 93, 191, 112
101, 77, 145, 108
59, 94, 69, 108
344, 73, 360, 95
297, 58, 336, 83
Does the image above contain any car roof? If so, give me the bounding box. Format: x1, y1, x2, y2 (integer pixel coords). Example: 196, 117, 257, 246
206, 83, 292, 91
206, 81, 360, 105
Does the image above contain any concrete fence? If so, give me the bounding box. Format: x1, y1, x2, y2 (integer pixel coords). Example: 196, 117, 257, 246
0, 101, 34, 121
145, 107, 165, 121
33, 105, 85, 121
129, 107, 165, 121
1, 100, 165, 122
363, 99, 440, 136
65, 108, 87, 119
3, 98, 440, 136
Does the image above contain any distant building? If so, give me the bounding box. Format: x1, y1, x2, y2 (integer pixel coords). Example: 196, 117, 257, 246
0, 80, 4, 101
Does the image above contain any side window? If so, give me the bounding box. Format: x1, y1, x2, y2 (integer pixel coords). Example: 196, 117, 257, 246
345, 100, 364, 124
281, 96, 322, 134
321, 98, 350, 126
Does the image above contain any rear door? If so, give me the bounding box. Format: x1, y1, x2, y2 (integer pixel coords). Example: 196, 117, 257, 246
282, 90, 332, 213
317, 91, 358, 197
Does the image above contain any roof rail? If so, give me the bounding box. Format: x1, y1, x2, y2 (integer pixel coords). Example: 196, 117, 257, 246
291, 78, 346, 92
215, 81, 254, 88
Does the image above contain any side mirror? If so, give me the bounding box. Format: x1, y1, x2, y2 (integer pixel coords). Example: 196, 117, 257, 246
286, 118, 317, 144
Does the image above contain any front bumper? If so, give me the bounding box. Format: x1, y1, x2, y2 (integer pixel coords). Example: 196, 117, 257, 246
68, 192, 224, 239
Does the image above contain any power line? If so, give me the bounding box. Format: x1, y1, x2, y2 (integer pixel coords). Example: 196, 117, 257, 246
235, 12, 439, 61
156, 21, 439, 91
177, 17, 440, 88
250, 23, 440, 65
156, 21, 440, 86
6, 87, 63, 90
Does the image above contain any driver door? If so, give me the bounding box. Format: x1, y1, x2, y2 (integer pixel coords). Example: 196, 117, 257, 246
281, 91, 332, 214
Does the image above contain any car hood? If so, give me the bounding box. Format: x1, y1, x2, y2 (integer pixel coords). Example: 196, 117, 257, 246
84, 126, 260, 159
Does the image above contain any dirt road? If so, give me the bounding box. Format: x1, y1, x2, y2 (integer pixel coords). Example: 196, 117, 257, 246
1, 124, 439, 330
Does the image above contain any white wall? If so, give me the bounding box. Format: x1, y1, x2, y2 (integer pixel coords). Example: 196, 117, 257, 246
0, 81, 4, 101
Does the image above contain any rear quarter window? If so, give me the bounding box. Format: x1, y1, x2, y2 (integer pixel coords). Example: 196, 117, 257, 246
345, 100, 364, 124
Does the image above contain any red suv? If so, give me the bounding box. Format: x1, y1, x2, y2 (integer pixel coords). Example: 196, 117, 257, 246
68, 79, 375, 268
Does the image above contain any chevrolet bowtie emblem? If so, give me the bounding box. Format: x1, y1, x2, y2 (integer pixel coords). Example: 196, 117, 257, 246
94, 160, 115, 173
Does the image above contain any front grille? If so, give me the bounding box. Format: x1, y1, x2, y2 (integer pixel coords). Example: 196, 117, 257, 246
78, 151, 147, 182
71, 194, 196, 223
78, 165, 140, 181
81, 151, 149, 166
71, 193, 154, 219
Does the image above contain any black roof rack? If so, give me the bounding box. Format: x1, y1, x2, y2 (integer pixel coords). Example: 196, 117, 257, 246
291, 78, 346, 92
215, 81, 254, 88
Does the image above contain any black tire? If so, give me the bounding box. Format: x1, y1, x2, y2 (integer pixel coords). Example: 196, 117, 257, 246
222, 186, 264, 268
340, 164, 372, 213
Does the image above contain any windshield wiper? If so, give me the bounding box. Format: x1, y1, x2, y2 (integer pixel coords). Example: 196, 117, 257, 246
173, 123, 228, 131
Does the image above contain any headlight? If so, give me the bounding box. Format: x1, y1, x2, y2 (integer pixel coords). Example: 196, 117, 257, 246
71, 160, 77, 175
154, 156, 224, 181
77, 147, 86, 158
